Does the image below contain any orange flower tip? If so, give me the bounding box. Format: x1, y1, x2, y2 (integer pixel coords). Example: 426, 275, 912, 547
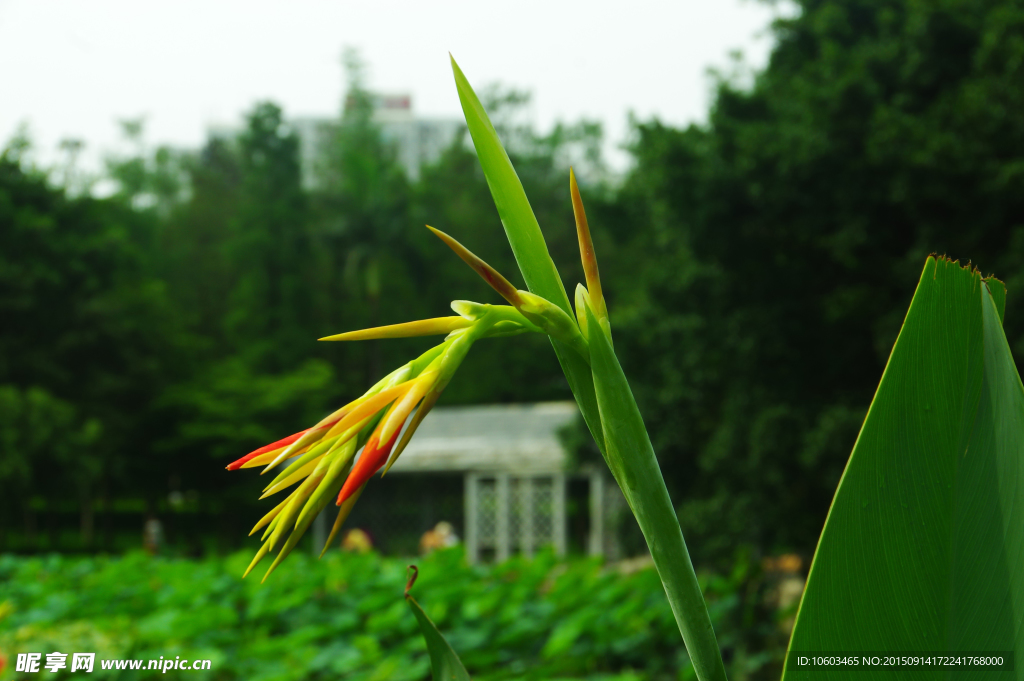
570, 169, 604, 310
226, 456, 251, 471
229, 428, 310, 470
336, 431, 394, 507
425, 225, 521, 306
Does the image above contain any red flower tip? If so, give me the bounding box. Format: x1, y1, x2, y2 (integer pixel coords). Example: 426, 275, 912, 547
227, 429, 310, 470
336, 428, 402, 506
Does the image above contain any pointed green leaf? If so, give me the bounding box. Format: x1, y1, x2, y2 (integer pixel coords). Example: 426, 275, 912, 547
585, 305, 727, 681
450, 55, 604, 453
406, 568, 471, 681
450, 57, 568, 313
783, 256, 1024, 678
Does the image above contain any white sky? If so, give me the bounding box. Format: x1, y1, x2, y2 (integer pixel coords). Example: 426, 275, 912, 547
0, 0, 790, 174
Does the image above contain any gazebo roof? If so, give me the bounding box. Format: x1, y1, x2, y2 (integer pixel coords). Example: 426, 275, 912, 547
387, 401, 578, 474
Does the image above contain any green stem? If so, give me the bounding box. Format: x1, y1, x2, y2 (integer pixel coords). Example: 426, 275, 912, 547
452, 56, 727, 680
586, 307, 728, 681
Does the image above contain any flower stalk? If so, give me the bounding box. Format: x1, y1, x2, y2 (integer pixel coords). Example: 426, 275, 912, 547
451, 56, 727, 681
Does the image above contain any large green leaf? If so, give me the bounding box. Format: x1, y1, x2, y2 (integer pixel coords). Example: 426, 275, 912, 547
449, 56, 604, 453
784, 256, 1023, 679
585, 305, 728, 681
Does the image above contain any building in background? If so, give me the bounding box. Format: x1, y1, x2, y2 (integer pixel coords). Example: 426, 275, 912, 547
292, 93, 462, 189
207, 94, 462, 189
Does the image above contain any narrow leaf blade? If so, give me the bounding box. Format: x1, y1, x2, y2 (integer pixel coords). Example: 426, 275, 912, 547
450, 55, 604, 453
585, 305, 727, 681
450, 56, 568, 313
406, 595, 471, 681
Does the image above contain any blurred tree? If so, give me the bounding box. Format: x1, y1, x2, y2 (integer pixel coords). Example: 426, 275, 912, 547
150, 105, 335, 545
0, 144, 174, 549
310, 49, 415, 386
0, 386, 102, 546
224, 102, 315, 368
17, 1, 1023, 562
605, 0, 1024, 563
105, 119, 188, 216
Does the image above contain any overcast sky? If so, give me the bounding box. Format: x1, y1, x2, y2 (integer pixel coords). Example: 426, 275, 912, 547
0, 0, 790, 173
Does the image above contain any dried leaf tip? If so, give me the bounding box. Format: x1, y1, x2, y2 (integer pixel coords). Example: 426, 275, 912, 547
426, 225, 522, 307
570, 168, 607, 322
405, 565, 419, 597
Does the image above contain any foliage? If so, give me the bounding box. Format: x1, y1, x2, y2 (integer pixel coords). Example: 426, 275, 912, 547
0, 65, 602, 553
405, 567, 471, 681
3, 0, 1024, 578
784, 257, 1023, 675
0, 550, 789, 681
603, 0, 1024, 564
0, 148, 177, 547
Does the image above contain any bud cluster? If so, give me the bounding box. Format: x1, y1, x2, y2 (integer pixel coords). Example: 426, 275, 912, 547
228, 169, 609, 579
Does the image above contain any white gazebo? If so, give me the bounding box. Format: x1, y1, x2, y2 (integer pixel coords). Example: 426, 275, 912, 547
387, 401, 617, 562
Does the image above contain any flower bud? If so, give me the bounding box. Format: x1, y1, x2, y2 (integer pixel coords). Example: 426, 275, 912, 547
516, 290, 589, 361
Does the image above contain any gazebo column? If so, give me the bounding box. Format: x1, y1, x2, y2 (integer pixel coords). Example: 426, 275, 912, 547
496, 473, 510, 561
464, 472, 479, 564
553, 472, 566, 556
587, 469, 604, 557
521, 476, 535, 558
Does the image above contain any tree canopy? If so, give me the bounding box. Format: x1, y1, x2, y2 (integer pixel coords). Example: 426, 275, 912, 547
3, 0, 1023, 562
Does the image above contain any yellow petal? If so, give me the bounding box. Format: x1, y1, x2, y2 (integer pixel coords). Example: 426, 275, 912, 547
378, 370, 437, 445
259, 456, 323, 499
263, 434, 339, 486
242, 541, 272, 579
261, 399, 362, 471
262, 489, 334, 583
319, 481, 367, 558
382, 389, 441, 476
319, 317, 472, 341
249, 496, 290, 536
261, 510, 282, 541
322, 382, 411, 442
265, 467, 326, 551
295, 441, 357, 530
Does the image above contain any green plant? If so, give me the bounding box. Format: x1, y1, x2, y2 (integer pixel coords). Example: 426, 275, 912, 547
227, 57, 727, 680
227, 57, 1024, 681
0, 550, 780, 681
